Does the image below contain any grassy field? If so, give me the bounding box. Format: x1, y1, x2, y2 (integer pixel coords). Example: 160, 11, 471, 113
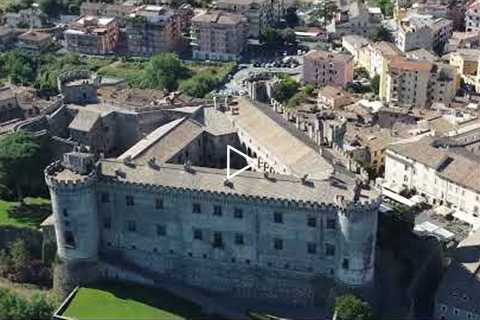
63, 282, 204, 320
0, 197, 51, 228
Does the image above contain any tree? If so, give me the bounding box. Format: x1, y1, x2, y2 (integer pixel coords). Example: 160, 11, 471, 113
284, 7, 299, 28
139, 53, 190, 91
0, 289, 54, 320
281, 28, 296, 45
335, 294, 375, 320
180, 74, 218, 98
0, 132, 41, 200
260, 27, 283, 49
0, 50, 36, 85
310, 0, 338, 27
373, 25, 393, 42
370, 75, 380, 95
38, 0, 62, 17
10, 239, 32, 283
376, 0, 394, 17
272, 76, 300, 103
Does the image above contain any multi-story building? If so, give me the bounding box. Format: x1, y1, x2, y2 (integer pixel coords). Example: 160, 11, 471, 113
380, 56, 459, 108
370, 41, 402, 77
16, 31, 52, 53
65, 16, 120, 55
80, 2, 137, 21
0, 87, 21, 124
303, 50, 354, 88
191, 10, 248, 61
125, 5, 186, 57
446, 31, 480, 53
214, 0, 283, 38
396, 15, 452, 53
332, 0, 381, 39
384, 136, 480, 216
44, 96, 380, 306
0, 26, 17, 51
449, 49, 480, 78
466, 0, 480, 32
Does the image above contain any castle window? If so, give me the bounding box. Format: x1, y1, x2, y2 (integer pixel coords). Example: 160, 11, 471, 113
64, 231, 75, 248
213, 232, 223, 249
274, 238, 283, 250
126, 195, 134, 206
103, 217, 111, 229
245, 259, 250, 265
325, 243, 335, 256
235, 233, 244, 245
342, 258, 349, 270
234, 208, 243, 219
307, 217, 316, 227
193, 228, 202, 240
63, 209, 69, 217
101, 192, 110, 203
193, 203, 201, 214
156, 225, 166, 236
213, 205, 222, 216
326, 218, 336, 230
307, 242, 317, 254
127, 220, 136, 233
155, 198, 164, 209
274, 212, 283, 224
64, 220, 70, 227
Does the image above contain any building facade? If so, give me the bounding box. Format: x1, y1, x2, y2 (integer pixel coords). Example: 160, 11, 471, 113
466, 1, 480, 32
65, 16, 120, 55
380, 56, 459, 108
303, 50, 354, 88
384, 137, 480, 216
214, 0, 283, 38
125, 5, 185, 57
45, 151, 380, 305
191, 10, 248, 61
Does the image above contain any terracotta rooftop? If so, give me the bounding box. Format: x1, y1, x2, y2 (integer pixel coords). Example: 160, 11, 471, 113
304, 50, 353, 63
388, 56, 433, 72
192, 10, 247, 25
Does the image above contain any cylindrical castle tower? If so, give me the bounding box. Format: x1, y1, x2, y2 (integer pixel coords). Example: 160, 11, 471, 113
44, 155, 100, 263
335, 195, 380, 286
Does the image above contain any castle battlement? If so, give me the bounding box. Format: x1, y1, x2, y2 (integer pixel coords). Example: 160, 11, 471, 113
45, 161, 97, 191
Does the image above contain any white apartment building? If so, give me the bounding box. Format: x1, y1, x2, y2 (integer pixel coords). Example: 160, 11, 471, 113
370, 41, 402, 77
384, 137, 480, 216
466, 0, 480, 33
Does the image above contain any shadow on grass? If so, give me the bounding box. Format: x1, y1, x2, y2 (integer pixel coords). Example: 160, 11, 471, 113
89, 281, 207, 319
7, 202, 51, 228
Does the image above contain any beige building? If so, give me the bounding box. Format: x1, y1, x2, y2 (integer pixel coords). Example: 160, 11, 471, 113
215, 0, 283, 37
449, 49, 480, 77
317, 86, 353, 109
65, 16, 120, 55
380, 56, 459, 108
370, 41, 402, 77
303, 50, 354, 88
191, 10, 248, 61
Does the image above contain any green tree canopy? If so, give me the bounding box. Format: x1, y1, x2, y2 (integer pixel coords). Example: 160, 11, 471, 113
139, 53, 190, 91
0, 132, 41, 200
0, 50, 36, 85
272, 76, 300, 104
335, 294, 375, 320
376, 0, 394, 17
373, 25, 393, 42
38, 0, 63, 17
370, 75, 380, 95
0, 288, 55, 320
309, 0, 338, 27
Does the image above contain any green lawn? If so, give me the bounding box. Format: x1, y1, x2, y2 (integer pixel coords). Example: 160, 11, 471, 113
63, 282, 204, 320
0, 197, 51, 228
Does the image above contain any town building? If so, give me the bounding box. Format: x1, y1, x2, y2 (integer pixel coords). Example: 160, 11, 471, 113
303, 50, 354, 88
449, 49, 480, 80
380, 56, 459, 108
214, 0, 283, 38
125, 5, 186, 57
0, 87, 21, 124
16, 31, 52, 53
331, 0, 381, 39
384, 136, 480, 216
191, 10, 248, 61
370, 41, 403, 77
434, 230, 480, 320
446, 31, 480, 53
341, 35, 371, 63
4, 8, 44, 28
405, 48, 438, 63
317, 86, 353, 109
80, 2, 137, 22
396, 15, 452, 53
44, 96, 381, 306
65, 16, 120, 55
466, 0, 480, 32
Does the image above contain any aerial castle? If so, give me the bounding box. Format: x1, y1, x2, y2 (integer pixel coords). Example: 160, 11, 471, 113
44, 98, 381, 306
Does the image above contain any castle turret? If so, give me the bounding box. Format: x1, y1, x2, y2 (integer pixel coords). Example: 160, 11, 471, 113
44, 151, 99, 263
335, 192, 380, 286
